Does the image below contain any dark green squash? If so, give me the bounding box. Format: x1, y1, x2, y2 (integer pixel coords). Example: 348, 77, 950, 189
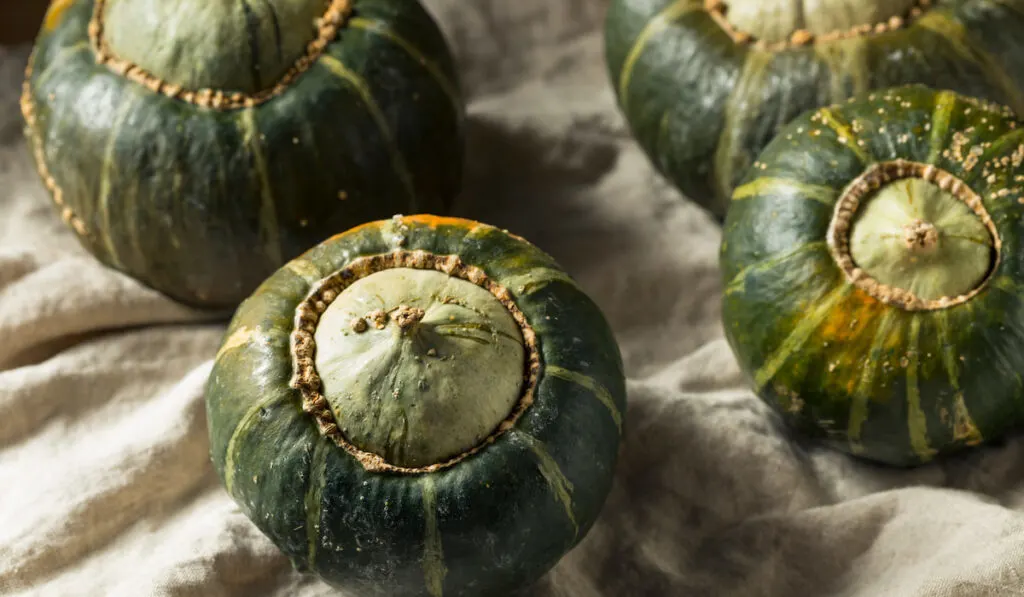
606, 0, 1024, 219
205, 215, 627, 596
21, 0, 464, 309
721, 84, 1024, 467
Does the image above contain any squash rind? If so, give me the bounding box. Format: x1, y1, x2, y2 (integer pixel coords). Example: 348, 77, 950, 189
721, 85, 1024, 466
23, 0, 465, 308
206, 216, 627, 595
606, 0, 1024, 219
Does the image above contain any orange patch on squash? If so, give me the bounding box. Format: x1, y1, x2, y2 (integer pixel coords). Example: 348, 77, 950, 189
814, 289, 902, 396
316, 215, 482, 253
44, 0, 75, 31
402, 214, 478, 230
815, 289, 885, 345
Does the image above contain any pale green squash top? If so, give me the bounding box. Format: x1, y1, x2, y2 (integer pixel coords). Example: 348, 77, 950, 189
849, 177, 993, 301
99, 0, 330, 92
720, 0, 919, 44
313, 268, 526, 468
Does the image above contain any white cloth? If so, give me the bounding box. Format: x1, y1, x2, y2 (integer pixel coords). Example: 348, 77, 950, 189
4, 2, 1024, 596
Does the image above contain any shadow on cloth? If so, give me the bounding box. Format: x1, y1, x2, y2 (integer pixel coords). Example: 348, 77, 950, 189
452, 114, 724, 377
530, 377, 1024, 596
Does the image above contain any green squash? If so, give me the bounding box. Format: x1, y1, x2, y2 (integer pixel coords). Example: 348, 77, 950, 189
205, 215, 627, 596
720, 84, 1024, 467
21, 0, 464, 309
606, 0, 1024, 220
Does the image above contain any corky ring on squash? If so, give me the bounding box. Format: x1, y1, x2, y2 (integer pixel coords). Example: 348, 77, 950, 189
205, 215, 627, 595
720, 85, 1024, 467
21, 0, 464, 308
606, 0, 1024, 220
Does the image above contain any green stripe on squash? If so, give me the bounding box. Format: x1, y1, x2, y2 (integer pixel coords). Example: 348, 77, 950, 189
904, 316, 938, 461
846, 309, 899, 454
546, 366, 624, 435
347, 17, 461, 117
318, 53, 419, 211
514, 430, 579, 539
731, 178, 838, 206
420, 476, 447, 597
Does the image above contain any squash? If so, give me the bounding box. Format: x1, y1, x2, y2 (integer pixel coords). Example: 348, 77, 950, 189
21, 0, 464, 309
720, 84, 1024, 467
205, 215, 627, 595
606, 0, 1024, 220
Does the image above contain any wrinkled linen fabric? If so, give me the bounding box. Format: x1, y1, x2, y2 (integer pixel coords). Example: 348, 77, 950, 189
3, 2, 1024, 596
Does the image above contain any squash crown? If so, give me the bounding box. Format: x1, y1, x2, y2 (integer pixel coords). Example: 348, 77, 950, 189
312, 267, 527, 469
289, 247, 543, 475
94, 0, 346, 95
827, 160, 1000, 311
846, 177, 994, 301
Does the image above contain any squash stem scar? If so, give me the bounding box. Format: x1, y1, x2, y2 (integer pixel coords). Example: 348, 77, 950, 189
826, 159, 1000, 311
88, 0, 353, 109
289, 248, 542, 475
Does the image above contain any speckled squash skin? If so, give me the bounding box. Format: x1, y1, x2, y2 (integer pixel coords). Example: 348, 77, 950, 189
21, 0, 464, 308
205, 216, 627, 596
721, 85, 1024, 467
606, 0, 1024, 219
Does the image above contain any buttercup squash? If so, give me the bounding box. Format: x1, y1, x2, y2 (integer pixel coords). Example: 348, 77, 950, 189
205, 215, 627, 595
722, 85, 1024, 467
22, 0, 464, 308
606, 0, 1024, 219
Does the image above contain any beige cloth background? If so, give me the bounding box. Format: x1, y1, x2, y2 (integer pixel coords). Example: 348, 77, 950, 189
3, 2, 1024, 595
